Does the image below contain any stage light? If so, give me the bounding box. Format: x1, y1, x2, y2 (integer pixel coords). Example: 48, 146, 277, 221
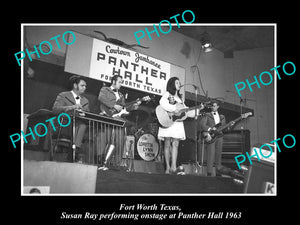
202, 43, 213, 52
200, 31, 213, 53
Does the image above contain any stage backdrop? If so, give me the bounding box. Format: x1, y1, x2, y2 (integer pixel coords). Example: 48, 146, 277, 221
64, 31, 185, 96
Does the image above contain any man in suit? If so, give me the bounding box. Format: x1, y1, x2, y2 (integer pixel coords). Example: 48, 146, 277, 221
98, 75, 141, 116
52, 75, 90, 162
200, 100, 234, 176
98, 75, 125, 116
98, 75, 140, 169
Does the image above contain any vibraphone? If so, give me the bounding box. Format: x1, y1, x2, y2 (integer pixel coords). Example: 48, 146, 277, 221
71, 110, 126, 166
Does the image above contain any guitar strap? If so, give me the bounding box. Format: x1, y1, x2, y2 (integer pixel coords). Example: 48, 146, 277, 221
115, 91, 125, 106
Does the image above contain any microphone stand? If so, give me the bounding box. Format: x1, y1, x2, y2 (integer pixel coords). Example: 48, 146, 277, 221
180, 84, 204, 176
193, 85, 202, 175
192, 85, 205, 176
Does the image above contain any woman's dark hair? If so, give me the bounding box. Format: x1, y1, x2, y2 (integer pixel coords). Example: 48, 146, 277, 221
166, 77, 182, 99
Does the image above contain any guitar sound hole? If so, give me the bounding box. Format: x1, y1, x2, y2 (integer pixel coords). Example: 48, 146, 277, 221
173, 112, 186, 121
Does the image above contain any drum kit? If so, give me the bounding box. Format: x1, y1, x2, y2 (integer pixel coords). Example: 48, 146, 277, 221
122, 106, 162, 164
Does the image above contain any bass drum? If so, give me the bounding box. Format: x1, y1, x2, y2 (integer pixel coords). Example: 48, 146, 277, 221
136, 133, 159, 161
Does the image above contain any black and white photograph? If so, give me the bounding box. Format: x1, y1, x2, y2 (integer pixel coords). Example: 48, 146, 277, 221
21, 24, 275, 195
5, 5, 298, 225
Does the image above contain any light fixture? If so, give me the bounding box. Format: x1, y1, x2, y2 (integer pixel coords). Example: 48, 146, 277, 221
202, 43, 213, 52
200, 31, 213, 53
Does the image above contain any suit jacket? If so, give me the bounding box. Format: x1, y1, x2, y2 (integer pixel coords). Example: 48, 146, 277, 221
200, 112, 226, 132
52, 91, 90, 114
98, 86, 125, 115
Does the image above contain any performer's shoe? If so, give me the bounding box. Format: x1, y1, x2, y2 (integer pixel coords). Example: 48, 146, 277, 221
98, 162, 109, 171
216, 166, 243, 179
176, 166, 185, 175
177, 171, 185, 175
98, 165, 108, 171
170, 166, 185, 175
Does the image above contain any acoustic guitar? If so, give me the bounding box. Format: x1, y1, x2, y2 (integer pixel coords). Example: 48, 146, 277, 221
202, 112, 252, 144
155, 103, 205, 128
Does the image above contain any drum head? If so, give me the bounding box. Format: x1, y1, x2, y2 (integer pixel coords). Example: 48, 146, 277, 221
136, 133, 159, 161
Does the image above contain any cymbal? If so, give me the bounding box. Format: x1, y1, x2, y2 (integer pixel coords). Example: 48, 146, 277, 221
123, 106, 154, 127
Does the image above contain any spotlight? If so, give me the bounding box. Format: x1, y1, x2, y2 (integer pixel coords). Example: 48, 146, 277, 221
200, 32, 213, 53
202, 43, 213, 52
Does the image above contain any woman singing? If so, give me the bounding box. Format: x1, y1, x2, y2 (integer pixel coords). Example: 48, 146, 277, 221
158, 77, 202, 174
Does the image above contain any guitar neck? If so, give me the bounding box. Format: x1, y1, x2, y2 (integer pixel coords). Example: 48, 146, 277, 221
123, 99, 141, 108
179, 104, 203, 113
218, 116, 243, 131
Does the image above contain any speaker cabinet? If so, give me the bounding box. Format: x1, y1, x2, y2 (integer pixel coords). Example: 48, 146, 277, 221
244, 159, 275, 193
222, 130, 251, 169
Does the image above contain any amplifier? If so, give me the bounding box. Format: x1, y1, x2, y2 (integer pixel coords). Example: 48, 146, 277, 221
222, 130, 251, 169
243, 159, 275, 193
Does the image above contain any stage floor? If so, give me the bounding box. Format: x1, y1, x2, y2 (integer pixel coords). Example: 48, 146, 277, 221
95, 169, 244, 194
23, 150, 244, 194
